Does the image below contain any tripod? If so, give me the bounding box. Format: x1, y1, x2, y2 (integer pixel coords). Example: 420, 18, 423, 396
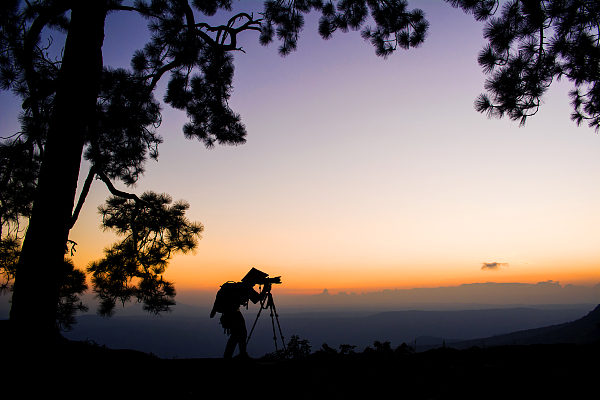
247, 290, 286, 352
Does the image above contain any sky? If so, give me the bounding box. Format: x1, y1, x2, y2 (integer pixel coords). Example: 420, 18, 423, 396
1, 0, 599, 297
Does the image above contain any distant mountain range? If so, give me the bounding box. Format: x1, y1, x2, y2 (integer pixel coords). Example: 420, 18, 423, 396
61, 304, 599, 358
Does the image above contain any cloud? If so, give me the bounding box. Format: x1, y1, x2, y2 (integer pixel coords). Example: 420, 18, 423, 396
481, 262, 509, 271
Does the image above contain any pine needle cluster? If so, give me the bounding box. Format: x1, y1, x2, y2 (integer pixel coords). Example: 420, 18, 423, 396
260, 1, 429, 58
447, 0, 600, 130
88, 192, 203, 317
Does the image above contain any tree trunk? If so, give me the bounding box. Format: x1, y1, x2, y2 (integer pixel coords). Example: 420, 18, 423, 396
9, 2, 107, 336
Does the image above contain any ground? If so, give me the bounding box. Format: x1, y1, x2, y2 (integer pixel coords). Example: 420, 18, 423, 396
3, 338, 598, 399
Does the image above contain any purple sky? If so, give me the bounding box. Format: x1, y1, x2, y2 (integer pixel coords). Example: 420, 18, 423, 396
1, 1, 599, 295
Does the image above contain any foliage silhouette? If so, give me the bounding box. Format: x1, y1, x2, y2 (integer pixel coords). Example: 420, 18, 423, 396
363, 340, 395, 357
373, 339, 393, 353
262, 338, 419, 360
315, 342, 338, 355
88, 191, 203, 317
0, 235, 19, 294
339, 343, 357, 354
55, 258, 88, 332
259, 0, 428, 57
1, 235, 87, 331
446, 0, 600, 129
394, 341, 416, 356
261, 334, 312, 360
0, 0, 431, 333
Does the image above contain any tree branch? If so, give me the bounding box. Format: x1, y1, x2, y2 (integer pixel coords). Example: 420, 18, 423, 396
20, 1, 70, 109
96, 169, 147, 205
195, 13, 262, 49
70, 164, 96, 229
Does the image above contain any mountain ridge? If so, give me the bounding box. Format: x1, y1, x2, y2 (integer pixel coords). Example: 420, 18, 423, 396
417, 304, 600, 351
62, 305, 597, 358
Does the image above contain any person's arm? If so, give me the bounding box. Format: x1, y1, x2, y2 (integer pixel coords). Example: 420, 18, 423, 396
248, 282, 271, 304
261, 282, 272, 299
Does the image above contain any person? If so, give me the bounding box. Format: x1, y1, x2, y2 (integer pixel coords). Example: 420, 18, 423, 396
210, 280, 271, 358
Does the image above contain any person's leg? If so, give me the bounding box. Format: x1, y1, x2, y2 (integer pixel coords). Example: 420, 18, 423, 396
224, 335, 237, 358
222, 313, 236, 358
224, 311, 248, 358
237, 313, 249, 356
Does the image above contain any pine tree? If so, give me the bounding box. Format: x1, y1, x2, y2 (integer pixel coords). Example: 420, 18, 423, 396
0, 1, 429, 336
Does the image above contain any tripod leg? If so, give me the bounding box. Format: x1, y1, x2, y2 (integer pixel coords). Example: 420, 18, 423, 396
269, 301, 278, 351
246, 296, 266, 345
270, 300, 286, 350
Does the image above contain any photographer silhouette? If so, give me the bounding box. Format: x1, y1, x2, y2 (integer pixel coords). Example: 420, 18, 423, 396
210, 268, 280, 358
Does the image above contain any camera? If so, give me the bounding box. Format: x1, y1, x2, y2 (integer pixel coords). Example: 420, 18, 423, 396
241, 268, 281, 286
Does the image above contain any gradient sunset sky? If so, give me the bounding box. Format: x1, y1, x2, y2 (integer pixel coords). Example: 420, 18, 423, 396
2, 0, 599, 295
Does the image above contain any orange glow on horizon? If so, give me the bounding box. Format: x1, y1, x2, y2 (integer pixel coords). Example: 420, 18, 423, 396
71, 225, 599, 297
159, 256, 600, 295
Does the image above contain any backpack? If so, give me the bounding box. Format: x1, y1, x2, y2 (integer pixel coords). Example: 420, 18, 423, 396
211, 282, 248, 315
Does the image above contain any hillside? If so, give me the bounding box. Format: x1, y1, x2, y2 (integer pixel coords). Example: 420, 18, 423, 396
418, 304, 600, 350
